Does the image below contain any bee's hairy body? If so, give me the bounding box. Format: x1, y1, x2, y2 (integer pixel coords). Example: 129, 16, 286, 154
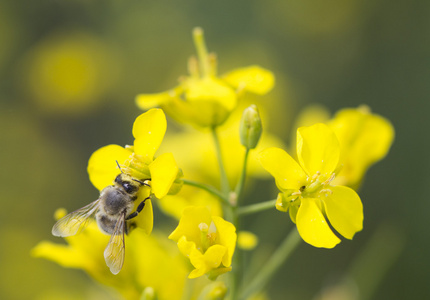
96, 186, 133, 234
51, 171, 150, 274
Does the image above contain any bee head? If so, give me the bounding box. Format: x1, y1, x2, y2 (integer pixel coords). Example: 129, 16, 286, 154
114, 173, 142, 195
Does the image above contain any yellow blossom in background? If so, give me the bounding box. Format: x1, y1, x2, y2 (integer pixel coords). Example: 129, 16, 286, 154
237, 231, 259, 251
328, 106, 395, 188
158, 185, 223, 220
87, 108, 182, 233
259, 123, 363, 248
159, 119, 286, 188
21, 31, 118, 115
169, 206, 237, 279
155, 119, 285, 219
136, 27, 274, 128
33, 211, 189, 300
291, 105, 394, 189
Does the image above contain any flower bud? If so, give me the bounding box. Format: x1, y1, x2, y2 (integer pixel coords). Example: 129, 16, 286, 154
198, 282, 227, 300
239, 105, 262, 149
140, 287, 156, 300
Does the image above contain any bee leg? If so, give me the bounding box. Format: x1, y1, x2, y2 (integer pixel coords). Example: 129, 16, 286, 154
125, 196, 150, 220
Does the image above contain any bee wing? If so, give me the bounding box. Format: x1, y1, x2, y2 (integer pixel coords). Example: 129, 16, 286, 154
104, 212, 126, 275
52, 199, 100, 237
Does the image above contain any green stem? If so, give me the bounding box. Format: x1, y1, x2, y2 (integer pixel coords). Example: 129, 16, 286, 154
211, 126, 231, 198
182, 179, 229, 205
229, 148, 250, 300
239, 228, 301, 300
234, 148, 250, 205
238, 199, 277, 216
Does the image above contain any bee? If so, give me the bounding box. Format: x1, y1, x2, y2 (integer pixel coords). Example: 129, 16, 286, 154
52, 163, 150, 275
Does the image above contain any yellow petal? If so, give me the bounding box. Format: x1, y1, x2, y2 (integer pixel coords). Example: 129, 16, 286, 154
222, 65, 275, 95
177, 235, 198, 257
189, 245, 226, 279
87, 144, 132, 191
149, 153, 179, 199
329, 107, 395, 187
133, 108, 167, 162
32, 241, 93, 270
258, 147, 307, 190
168, 206, 212, 246
185, 77, 237, 111
323, 186, 363, 239
202, 245, 226, 269
212, 216, 237, 267
297, 123, 340, 177
296, 198, 340, 248
135, 90, 176, 110
132, 188, 153, 234
165, 96, 232, 127
188, 248, 207, 279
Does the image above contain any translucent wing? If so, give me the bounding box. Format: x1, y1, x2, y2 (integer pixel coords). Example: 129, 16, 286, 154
104, 211, 126, 275
52, 199, 100, 237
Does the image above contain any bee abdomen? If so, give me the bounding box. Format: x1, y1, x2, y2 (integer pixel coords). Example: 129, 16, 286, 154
96, 214, 116, 235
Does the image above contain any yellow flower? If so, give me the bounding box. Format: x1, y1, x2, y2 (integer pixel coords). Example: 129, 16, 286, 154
22, 31, 118, 115
237, 231, 259, 251
328, 106, 395, 188
33, 211, 189, 300
136, 27, 274, 128
158, 185, 223, 220
87, 108, 182, 233
168, 206, 237, 279
258, 123, 363, 248
291, 105, 395, 188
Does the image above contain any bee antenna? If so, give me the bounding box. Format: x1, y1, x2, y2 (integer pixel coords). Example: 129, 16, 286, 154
116, 160, 124, 173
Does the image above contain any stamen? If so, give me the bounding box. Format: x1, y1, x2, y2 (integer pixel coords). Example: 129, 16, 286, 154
311, 171, 321, 181
323, 173, 336, 185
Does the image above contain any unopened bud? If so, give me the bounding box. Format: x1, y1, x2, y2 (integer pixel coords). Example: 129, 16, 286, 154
198, 282, 227, 299
240, 105, 262, 149
140, 287, 156, 300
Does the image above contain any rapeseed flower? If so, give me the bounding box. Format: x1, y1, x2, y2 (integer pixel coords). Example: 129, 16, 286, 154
169, 206, 237, 279
136, 27, 274, 128
22, 31, 117, 115
291, 105, 394, 188
328, 106, 395, 188
87, 108, 182, 233
33, 210, 189, 300
259, 123, 363, 248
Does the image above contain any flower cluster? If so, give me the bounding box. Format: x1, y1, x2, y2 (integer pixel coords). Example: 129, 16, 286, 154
136, 27, 274, 128
33, 28, 394, 300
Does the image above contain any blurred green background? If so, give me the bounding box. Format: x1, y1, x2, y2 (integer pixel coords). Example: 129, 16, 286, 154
1, 0, 429, 299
